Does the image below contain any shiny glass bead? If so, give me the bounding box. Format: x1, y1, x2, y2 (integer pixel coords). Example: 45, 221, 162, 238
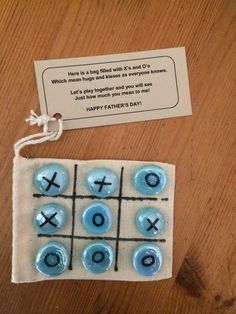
86, 167, 118, 197
33, 203, 67, 234
133, 165, 167, 195
82, 241, 113, 273
35, 241, 69, 277
132, 244, 163, 276
136, 207, 165, 237
34, 163, 69, 196
82, 202, 112, 234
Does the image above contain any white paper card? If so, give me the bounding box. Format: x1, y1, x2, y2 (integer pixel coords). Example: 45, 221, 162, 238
34, 47, 191, 130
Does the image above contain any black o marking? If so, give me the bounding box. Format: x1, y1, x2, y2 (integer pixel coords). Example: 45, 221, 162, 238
92, 251, 105, 263
141, 255, 155, 267
44, 253, 60, 267
92, 213, 105, 227
144, 173, 160, 187
42, 172, 60, 191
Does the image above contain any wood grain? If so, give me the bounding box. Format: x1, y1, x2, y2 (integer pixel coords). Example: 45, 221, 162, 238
0, 0, 235, 313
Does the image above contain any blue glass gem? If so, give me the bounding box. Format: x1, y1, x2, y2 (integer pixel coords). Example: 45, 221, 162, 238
136, 207, 165, 237
86, 167, 119, 197
82, 241, 113, 273
34, 163, 69, 196
33, 203, 67, 234
35, 241, 69, 277
132, 244, 163, 276
82, 202, 112, 234
133, 165, 167, 195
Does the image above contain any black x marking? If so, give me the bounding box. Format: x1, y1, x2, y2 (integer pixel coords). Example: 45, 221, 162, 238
146, 217, 159, 231
94, 176, 112, 192
42, 172, 60, 191
40, 211, 58, 228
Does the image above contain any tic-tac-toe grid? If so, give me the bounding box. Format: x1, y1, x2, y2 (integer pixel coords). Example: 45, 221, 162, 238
12, 157, 175, 283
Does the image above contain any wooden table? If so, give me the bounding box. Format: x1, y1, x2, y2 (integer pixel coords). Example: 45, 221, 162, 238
0, 1, 235, 313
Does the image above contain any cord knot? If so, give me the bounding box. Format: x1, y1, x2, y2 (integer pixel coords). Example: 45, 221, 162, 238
25, 110, 53, 127
14, 110, 63, 157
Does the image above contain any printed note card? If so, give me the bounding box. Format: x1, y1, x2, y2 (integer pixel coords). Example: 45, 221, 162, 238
34, 47, 192, 130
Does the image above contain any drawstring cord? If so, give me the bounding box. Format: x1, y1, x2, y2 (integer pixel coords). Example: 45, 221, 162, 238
14, 110, 63, 157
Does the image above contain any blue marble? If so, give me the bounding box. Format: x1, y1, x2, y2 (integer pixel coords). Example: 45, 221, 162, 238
82, 241, 113, 273
132, 244, 163, 276
33, 203, 67, 234
136, 207, 165, 237
35, 241, 69, 277
82, 202, 112, 234
34, 163, 69, 196
86, 167, 119, 197
133, 165, 167, 195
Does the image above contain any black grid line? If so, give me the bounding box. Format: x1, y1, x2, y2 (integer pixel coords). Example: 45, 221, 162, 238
38, 234, 166, 242
114, 166, 124, 271
34, 164, 167, 272
68, 164, 78, 270
33, 193, 168, 202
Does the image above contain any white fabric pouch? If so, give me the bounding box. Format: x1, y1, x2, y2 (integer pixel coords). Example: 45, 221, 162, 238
12, 112, 175, 283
